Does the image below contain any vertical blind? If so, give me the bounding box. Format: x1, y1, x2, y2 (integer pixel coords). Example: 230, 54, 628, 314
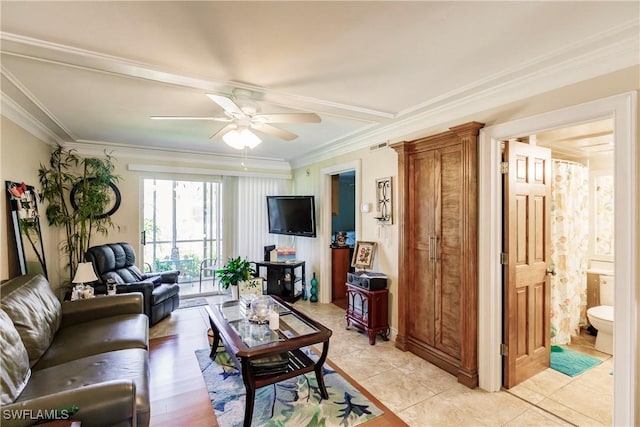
222, 176, 290, 262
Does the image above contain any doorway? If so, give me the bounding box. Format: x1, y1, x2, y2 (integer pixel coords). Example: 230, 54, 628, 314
142, 178, 223, 297
503, 121, 615, 424
330, 171, 356, 309
478, 92, 637, 426
320, 160, 362, 304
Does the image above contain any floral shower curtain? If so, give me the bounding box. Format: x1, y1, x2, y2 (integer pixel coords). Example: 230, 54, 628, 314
550, 160, 589, 345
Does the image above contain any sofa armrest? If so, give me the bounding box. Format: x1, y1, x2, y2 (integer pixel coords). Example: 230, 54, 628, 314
0, 380, 136, 427
60, 293, 143, 328
144, 270, 180, 284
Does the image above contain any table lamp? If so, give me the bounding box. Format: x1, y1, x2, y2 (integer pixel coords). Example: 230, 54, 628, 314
72, 262, 99, 299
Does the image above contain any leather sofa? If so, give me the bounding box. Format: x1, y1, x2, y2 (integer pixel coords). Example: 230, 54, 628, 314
85, 242, 181, 325
0, 274, 150, 427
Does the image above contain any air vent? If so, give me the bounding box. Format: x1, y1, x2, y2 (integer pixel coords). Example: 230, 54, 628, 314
370, 141, 389, 151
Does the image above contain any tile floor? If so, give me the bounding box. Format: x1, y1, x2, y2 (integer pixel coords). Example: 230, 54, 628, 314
151, 297, 613, 426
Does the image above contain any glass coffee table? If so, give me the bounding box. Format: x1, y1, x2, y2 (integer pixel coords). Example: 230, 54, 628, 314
204, 295, 332, 427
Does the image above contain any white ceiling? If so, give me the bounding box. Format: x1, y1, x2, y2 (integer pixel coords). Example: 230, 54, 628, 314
1, 2, 638, 167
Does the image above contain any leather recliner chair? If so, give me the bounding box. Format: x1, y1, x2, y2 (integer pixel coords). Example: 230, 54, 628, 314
85, 242, 181, 325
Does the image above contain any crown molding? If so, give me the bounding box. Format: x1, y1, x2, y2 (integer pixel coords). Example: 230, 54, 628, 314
1, 64, 76, 140
127, 163, 291, 180
291, 19, 639, 169
62, 141, 292, 173
2, 17, 637, 170
1, 94, 62, 145
0, 32, 392, 122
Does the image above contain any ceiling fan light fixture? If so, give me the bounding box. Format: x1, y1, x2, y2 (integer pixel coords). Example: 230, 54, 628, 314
222, 128, 262, 150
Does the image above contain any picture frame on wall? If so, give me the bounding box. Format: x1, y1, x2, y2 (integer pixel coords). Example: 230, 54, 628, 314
351, 241, 377, 270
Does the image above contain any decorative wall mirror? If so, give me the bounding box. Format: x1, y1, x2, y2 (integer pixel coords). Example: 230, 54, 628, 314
5, 181, 48, 278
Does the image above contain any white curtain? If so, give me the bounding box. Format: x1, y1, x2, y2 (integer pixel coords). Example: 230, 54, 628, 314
221, 176, 290, 263
550, 160, 589, 345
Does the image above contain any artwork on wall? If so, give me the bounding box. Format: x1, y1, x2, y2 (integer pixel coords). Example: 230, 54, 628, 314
374, 176, 392, 225
351, 241, 377, 270
5, 181, 48, 278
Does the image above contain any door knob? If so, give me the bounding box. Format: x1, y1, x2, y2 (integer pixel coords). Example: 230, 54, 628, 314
546, 267, 557, 276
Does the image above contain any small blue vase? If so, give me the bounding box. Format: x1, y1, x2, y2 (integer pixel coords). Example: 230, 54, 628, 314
310, 272, 318, 302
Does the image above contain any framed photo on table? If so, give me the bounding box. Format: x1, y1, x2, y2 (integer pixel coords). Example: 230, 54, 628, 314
351, 241, 377, 270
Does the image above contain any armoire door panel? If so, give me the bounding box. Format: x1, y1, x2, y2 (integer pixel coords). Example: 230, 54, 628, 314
408, 249, 435, 345
437, 148, 461, 246
438, 253, 462, 357
409, 152, 436, 240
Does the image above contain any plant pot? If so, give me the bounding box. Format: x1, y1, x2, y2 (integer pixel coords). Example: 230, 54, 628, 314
230, 285, 239, 300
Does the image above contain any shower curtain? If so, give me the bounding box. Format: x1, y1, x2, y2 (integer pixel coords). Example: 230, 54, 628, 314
550, 160, 589, 345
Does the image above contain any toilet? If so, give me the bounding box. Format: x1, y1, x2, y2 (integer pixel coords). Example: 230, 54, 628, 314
587, 275, 614, 355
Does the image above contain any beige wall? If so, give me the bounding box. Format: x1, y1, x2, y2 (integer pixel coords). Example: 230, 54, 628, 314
0, 118, 56, 284
293, 65, 640, 344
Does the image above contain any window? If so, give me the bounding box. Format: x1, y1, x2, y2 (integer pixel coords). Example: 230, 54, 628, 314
143, 179, 222, 294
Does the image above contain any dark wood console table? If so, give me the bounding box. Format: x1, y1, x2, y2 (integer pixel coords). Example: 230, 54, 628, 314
331, 246, 352, 307
254, 260, 305, 303
345, 283, 390, 345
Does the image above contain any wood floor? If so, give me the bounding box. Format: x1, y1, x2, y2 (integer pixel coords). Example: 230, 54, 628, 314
148, 305, 406, 426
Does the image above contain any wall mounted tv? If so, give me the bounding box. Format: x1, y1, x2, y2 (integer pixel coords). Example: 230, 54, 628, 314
267, 195, 316, 238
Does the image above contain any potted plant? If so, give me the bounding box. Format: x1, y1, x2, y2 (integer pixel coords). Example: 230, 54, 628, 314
216, 256, 254, 299
38, 145, 120, 287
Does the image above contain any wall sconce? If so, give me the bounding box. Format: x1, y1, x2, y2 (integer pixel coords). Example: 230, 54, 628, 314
374, 177, 393, 225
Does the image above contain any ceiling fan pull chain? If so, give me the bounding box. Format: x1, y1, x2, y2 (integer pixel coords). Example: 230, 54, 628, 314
241, 147, 248, 170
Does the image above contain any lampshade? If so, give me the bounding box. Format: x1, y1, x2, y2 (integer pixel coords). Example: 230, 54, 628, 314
223, 128, 262, 150
73, 262, 99, 284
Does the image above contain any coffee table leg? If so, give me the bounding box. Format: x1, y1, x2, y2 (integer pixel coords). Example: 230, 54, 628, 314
209, 324, 221, 358
241, 358, 255, 427
314, 340, 330, 399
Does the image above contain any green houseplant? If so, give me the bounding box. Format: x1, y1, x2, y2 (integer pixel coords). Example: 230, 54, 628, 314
38, 145, 120, 283
216, 256, 254, 290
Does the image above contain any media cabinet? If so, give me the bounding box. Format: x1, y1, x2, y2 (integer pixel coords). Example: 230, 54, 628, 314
254, 260, 305, 303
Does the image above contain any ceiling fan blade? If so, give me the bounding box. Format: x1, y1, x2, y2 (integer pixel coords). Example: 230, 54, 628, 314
206, 93, 244, 116
252, 123, 298, 141
150, 116, 232, 122
210, 123, 237, 139
255, 113, 321, 123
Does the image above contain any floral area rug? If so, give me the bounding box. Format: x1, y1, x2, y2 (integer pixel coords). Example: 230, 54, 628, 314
194, 347, 383, 427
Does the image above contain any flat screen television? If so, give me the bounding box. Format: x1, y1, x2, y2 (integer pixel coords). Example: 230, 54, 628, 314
267, 195, 316, 238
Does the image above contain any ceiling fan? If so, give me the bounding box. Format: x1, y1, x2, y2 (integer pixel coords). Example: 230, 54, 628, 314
151, 88, 321, 149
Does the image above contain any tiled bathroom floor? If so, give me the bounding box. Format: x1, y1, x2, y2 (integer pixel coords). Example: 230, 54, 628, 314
508, 332, 613, 426
152, 297, 612, 426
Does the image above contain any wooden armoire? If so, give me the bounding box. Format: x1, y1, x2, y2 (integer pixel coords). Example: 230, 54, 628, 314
391, 121, 483, 388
